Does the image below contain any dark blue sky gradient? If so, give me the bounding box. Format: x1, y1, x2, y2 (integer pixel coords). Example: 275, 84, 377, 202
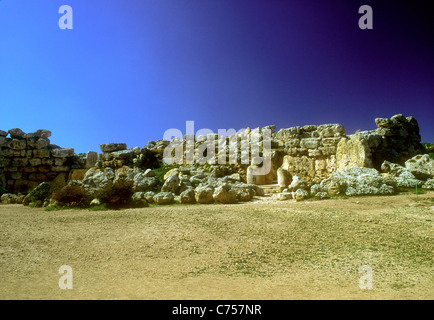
1, 0, 433, 153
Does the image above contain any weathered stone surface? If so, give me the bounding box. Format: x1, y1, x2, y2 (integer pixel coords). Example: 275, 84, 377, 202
195, 185, 215, 204
1, 193, 21, 204
9, 139, 26, 150
179, 188, 196, 204
336, 136, 372, 171
300, 138, 320, 149
277, 192, 292, 201
293, 188, 309, 201
154, 192, 175, 205
280, 155, 315, 183
328, 168, 397, 196
213, 183, 237, 204
287, 175, 308, 192
163, 168, 179, 181
315, 192, 329, 200
85, 151, 98, 169
144, 168, 155, 177
161, 174, 180, 194
133, 173, 159, 192
0, 130, 8, 137
32, 149, 50, 158
34, 129, 52, 139
82, 168, 112, 197
100, 143, 127, 153
8, 128, 25, 139
422, 178, 434, 190
52, 165, 70, 172
404, 154, 433, 180
52, 148, 75, 158
67, 169, 88, 181
277, 168, 291, 189
232, 186, 253, 201
144, 191, 156, 203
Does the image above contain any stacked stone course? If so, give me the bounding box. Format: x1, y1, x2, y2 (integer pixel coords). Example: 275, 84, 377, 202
0, 128, 92, 194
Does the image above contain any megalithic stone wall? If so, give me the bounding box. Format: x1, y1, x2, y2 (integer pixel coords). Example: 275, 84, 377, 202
0, 128, 92, 194
336, 114, 426, 172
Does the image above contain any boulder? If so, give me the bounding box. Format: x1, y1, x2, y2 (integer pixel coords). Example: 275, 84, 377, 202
310, 184, 322, 195
8, 128, 25, 139
163, 168, 179, 181
82, 168, 112, 197
422, 178, 434, 190
161, 174, 180, 194
293, 189, 309, 201
315, 192, 329, 200
144, 191, 156, 203
144, 168, 155, 177
154, 192, 175, 205
287, 175, 308, 192
195, 185, 215, 204
232, 186, 253, 202
277, 168, 291, 189
327, 168, 397, 196
1, 193, 21, 204
179, 188, 196, 204
213, 184, 237, 204
133, 173, 160, 192
405, 154, 434, 180
33, 129, 52, 139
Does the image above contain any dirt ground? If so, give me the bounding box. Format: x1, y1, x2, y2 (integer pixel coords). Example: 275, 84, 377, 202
0, 192, 433, 300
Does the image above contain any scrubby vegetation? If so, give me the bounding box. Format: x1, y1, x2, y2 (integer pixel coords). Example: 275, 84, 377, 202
51, 181, 89, 208
422, 142, 434, 159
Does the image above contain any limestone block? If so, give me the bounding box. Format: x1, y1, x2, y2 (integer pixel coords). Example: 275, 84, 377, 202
34, 129, 52, 139
33, 149, 50, 158
29, 173, 48, 182
12, 158, 29, 167
300, 138, 320, 149
100, 143, 127, 153
9, 139, 26, 150
336, 136, 373, 172
54, 158, 66, 166
52, 148, 75, 158
41, 158, 54, 166
86, 151, 98, 169
38, 166, 51, 173
308, 149, 322, 157
29, 158, 42, 166
52, 165, 71, 172
8, 128, 25, 139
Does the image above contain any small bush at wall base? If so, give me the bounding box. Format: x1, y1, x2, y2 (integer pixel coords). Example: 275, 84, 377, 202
51, 182, 90, 208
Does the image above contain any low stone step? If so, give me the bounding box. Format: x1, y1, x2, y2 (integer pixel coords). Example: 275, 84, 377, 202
258, 184, 282, 195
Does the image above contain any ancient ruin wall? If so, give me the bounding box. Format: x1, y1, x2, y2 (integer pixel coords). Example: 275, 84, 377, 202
0, 128, 96, 194
0, 114, 426, 194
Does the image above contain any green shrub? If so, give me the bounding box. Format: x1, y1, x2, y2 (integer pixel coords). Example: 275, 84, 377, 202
28, 182, 52, 202
51, 182, 89, 208
100, 174, 134, 209
153, 164, 180, 183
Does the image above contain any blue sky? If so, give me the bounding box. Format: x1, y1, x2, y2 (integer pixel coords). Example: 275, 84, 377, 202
1, 0, 433, 153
